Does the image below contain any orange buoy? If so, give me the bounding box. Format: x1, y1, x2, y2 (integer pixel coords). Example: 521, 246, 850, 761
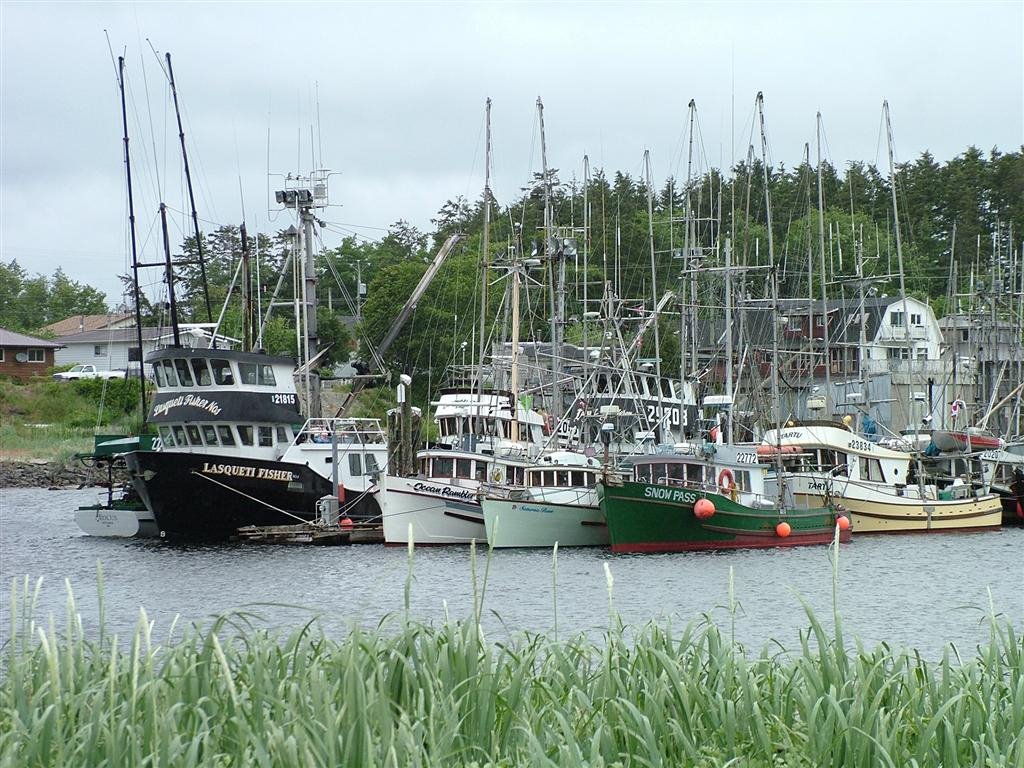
775, 521, 791, 538
694, 498, 716, 520
836, 515, 850, 531
340, 516, 354, 531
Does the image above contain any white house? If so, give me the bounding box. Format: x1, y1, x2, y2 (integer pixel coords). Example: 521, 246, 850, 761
53, 327, 165, 371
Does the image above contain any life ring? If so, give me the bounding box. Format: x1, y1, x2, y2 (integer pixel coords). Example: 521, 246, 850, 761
718, 468, 735, 493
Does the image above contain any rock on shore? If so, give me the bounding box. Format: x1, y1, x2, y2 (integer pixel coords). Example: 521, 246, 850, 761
0, 458, 130, 490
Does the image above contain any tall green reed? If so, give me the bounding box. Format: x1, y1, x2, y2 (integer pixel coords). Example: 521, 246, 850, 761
2, 541, 1021, 768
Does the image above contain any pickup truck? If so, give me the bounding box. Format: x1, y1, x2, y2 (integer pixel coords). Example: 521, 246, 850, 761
53, 364, 127, 382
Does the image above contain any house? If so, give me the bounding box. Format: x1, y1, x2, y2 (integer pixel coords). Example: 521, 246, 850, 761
0, 328, 63, 382
42, 312, 136, 337
53, 327, 165, 372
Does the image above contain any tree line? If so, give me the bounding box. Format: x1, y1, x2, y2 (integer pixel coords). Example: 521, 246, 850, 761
1, 145, 1020, 391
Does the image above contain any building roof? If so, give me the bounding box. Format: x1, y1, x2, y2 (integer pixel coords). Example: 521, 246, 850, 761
42, 313, 135, 337
57, 327, 166, 344
0, 327, 63, 348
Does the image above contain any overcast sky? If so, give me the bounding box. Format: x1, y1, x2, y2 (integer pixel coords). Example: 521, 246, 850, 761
2, 1, 1021, 307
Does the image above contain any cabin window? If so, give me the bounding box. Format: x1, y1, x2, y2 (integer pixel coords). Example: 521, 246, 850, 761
161, 360, 179, 386
152, 363, 166, 387
201, 425, 219, 445
158, 425, 175, 447
455, 458, 473, 479
661, 378, 672, 397
527, 470, 540, 487
420, 458, 429, 476
474, 461, 486, 481
365, 454, 380, 475
635, 464, 652, 482
686, 463, 703, 486
570, 471, 587, 487
433, 457, 454, 478
733, 470, 751, 491
185, 425, 202, 445
349, 453, 362, 476
238, 363, 258, 385
217, 425, 235, 446
276, 426, 289, 443
94, 344, 107, 356
555, 470, 570, 487
258, 365, 276, 386
172, 425, 187, 446
191, 359, 213, 386
509, 466, 525, 485
211, 359, 233, 385
236, 425, 254, 446
668, 464, 686, 484
258, 426, 273, 447
864, 458, 885, 483
174, 359, 195, 387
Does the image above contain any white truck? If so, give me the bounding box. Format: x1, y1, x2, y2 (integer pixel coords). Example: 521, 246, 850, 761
52, 364, 127, 382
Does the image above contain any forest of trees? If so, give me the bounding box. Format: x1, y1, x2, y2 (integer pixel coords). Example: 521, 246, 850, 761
1, 145, 1020, 392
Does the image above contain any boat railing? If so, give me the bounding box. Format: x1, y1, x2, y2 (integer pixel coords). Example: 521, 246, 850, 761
295, 417, 386, 446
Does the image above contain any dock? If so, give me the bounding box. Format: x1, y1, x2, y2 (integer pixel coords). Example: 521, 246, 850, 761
234, 522, 384, 545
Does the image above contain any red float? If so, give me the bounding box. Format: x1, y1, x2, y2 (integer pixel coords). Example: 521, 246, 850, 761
775, 521, 792, 538
694, 498, 716, 520
836, 515, 850, 531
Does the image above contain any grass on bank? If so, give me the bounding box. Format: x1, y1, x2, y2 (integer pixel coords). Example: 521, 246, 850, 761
1, 536, 1021, 768
0, 378, 145, 460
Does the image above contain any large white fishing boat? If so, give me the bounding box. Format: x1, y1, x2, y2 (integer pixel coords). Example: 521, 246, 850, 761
761, 420, 1002, 533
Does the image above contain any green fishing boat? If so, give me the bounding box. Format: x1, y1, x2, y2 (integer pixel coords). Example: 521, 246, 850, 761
598, 443, 850, 553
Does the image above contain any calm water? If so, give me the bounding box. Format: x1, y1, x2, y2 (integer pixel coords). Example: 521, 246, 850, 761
1, 487, 1021, 658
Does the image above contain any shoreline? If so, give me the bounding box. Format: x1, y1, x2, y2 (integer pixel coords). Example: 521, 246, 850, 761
0, 458, 128, 490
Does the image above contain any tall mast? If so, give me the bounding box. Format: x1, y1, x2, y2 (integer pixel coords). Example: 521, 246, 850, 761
476, 98, 492, 402
117, 56, 147, 420
582, 155, 590, 382
815, 113, 832, 412
883, 101, 917, 429
240, 222, 251, 351
538, 96, 563, 419
757, 92, 785, 503
165, 53, 213, 325
682, 100, 697, 382
159, 203, 181, 347
644, 150, 665, 441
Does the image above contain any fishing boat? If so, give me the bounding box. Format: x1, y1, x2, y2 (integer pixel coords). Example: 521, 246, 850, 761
978, 448, 1024, 524
761, 420, 1003, 533
381, 387, 545, 545
481, 451, 605, 548
124, 346, 387, 540
599, 443, 849, 553
74, 434, 157, 537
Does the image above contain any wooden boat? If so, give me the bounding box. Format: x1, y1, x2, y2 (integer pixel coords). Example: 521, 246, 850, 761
598, 444, 849, 553
762, 421, 1003, 534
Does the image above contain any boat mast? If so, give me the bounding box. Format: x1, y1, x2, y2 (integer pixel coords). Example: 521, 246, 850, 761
159, 203, 182, 347
476, 98, 492, 404
816, 114, 832, 412
165, 53, 213, 326
884, 101, 918, 432
644, 149, 665, 441
537, 97, 563, 420
582, 154, 590, 383
117, 56, 147, 420
757, 92, 785, 504
240, 222, 252, 351
682, 100, 697, 383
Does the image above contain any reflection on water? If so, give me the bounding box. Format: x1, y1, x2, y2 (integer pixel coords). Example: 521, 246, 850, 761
2, 488, 1021, 658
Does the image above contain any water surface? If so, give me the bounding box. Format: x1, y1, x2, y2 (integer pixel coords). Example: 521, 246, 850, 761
2, 487, 1021, 658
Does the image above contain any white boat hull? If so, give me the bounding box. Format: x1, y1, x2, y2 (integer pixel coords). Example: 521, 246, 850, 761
482, 497, 607, 548
381, 476, 485, 545
74, 506, 157, 538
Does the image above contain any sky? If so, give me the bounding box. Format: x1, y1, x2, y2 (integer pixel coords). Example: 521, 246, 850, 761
1, 1, 1022, 307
